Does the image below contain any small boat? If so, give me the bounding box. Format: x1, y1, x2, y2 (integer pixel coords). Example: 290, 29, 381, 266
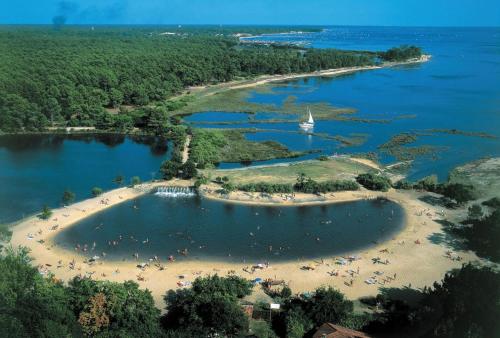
299, 107, 314, 130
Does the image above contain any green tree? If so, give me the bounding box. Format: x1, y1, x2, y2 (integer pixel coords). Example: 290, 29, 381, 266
194, 175, 208, 189
467, 204, 483, 220
420, 264, 500, 337
250, 320, 278, 338
68, 277, 161, 337
365, 264, 500, 337
442, 183, 475, 205
44, 97, 62, 124
39, 205, 52, 220
380, 45, 422, 61
108, 89, 124, 108
62, 190, 75, 206
160, 160, 180, 180
356, 173, 392, 192
221, 182, 235, 194
180, 160, 197, 179
285, 308, 313, 338
414, 175, 439, 192
130, 176, 141, 187
161, 275, 252, 336
482, 197, 500, 208
280, 285, 292, 299
307, 286, 354, 326
0, 248, 78, 338
91, 187, 103, 197
191, 275, 252, 299
461, 208, 500, 262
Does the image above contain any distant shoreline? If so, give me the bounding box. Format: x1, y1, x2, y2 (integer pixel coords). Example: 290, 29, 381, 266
0, 55, 430, 137
189, 55, 431, 96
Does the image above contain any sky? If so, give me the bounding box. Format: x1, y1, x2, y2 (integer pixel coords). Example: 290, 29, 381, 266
1, 0, 499, 26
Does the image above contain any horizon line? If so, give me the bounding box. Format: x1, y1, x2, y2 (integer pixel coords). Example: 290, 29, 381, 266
0, 23, 499, 28
0, 22, 500, 28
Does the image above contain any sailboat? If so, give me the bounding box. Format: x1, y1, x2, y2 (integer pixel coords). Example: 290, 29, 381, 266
299, 107, 314, 130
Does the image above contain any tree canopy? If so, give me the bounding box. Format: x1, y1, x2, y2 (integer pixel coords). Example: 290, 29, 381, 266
0, 27, 418, 133
161, 275, 252, 336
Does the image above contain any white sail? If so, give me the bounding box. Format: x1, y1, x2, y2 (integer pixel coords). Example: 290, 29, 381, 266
306, 107, 314, 124
308, 111, 314, 124
299, 107, 314, 131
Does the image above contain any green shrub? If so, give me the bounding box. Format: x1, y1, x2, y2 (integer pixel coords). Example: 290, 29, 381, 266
356, 173, 391, 192
180, 160, 197, 179
239, 182, 294, 194
294, 173, 359, 194
130, 176, 141, 187
442, 183, 475, 204
380, 45, 422, 61
61, 190, 75, 205
482, 197, 500, 208
161, 275, 251, 336
160, 160, 180, 180
39, 205, 52, 220
194, 175, 208, 189
91, 187, 103, 197
221, 182, 235, 194
392, 180, 413, 190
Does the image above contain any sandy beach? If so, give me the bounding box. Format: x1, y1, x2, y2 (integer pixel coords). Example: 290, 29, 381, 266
9, 173, 482, 309
189, 55, 431, 95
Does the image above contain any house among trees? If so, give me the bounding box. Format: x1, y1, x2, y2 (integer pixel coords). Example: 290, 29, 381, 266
312, 323, 371, 338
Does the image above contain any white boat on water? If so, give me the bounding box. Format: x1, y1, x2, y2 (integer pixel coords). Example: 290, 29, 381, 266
299, 107, 315, 130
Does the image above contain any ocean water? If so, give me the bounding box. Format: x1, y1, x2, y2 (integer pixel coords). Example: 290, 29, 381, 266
193, 27, 500, 178
54, 194, 404, 262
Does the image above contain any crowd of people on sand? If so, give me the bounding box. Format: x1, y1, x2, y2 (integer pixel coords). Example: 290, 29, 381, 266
445, 250, 463, 261
295, 253, 403, 287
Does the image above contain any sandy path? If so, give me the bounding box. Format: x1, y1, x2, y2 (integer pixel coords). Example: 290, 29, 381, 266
9, 177, 483, 309
181, 135, 191, 163
348, 158, 382, 171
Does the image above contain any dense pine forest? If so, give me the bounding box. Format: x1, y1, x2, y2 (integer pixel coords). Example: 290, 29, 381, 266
0, 26, 420, 132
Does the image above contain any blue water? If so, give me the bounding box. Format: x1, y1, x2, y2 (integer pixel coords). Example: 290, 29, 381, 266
194, 27, 500, 178
55, 194, 404, 262
0, 134, 168, 223
1, 27, 499, 224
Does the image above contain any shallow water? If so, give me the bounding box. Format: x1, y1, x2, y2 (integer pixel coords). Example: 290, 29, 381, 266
54, 194, 405, 263
191, 27, 500, 178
